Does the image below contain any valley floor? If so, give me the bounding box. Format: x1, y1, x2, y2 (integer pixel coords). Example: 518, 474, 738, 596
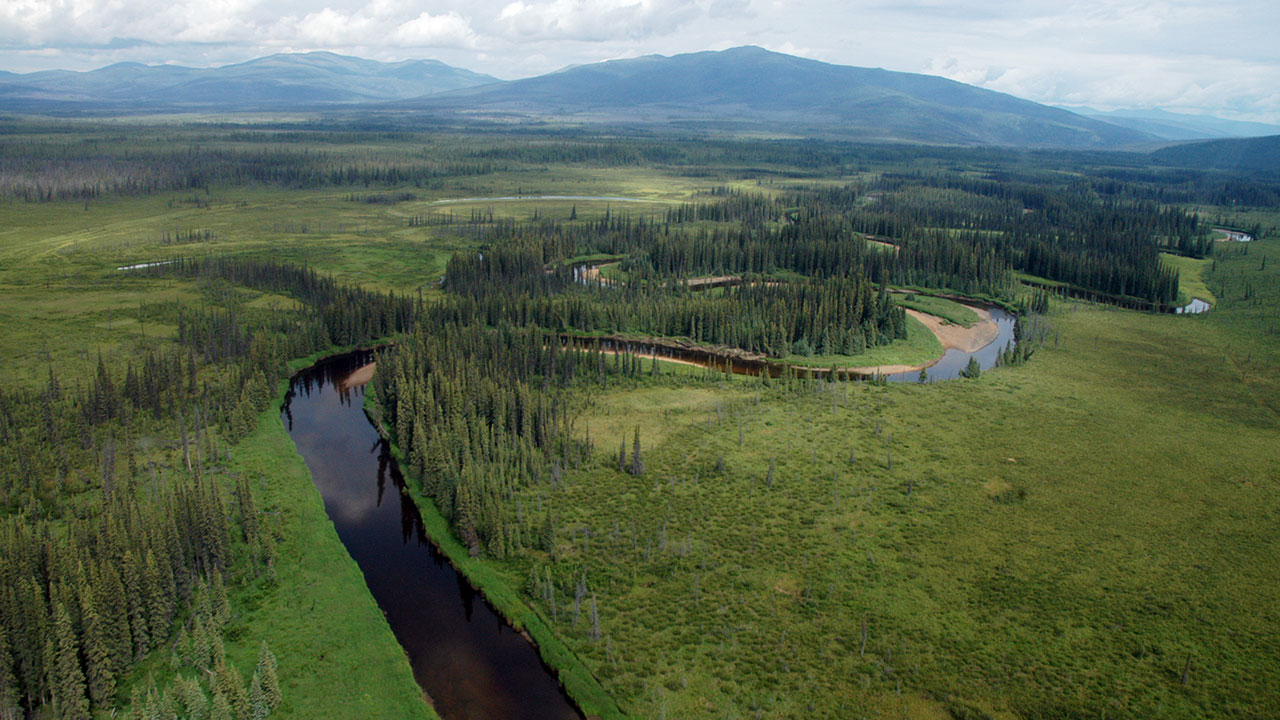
1, 140, 1277, 719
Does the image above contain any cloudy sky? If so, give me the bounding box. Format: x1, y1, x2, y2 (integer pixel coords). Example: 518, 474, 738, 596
3, 0, 1278, 122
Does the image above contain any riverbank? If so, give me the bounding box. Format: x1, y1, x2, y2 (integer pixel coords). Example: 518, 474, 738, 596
567, 297, 1008, 380
225, 358, 437, 720
362, 389, 624, 720
906, 306, 999, 353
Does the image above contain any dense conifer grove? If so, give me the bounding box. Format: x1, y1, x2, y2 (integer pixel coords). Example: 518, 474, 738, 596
0, 258, 413, 718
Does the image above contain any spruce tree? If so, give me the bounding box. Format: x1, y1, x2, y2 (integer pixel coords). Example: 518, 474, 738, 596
628, 427, 644, 476
248, 673, 270, 720
210, 571, 231, 628
77, 585, 116, 708
144, 550, 173, 642
209, 689, 234, 720
256, 642, 281, 711
52, 602, 89, 720
214, 660, 248, 720
177, 676, 208, 720
0, 625, 20, 720
123, 553, 150, 660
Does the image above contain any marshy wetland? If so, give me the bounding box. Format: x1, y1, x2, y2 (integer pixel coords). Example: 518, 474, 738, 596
1, 122, 1277, 720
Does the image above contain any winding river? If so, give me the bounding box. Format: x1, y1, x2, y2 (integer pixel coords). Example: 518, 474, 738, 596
431, 195, 664, 205
281, 351, 582, 720
570, 305, 1017, 383
277, 303, 1015, 719
570, 261, 1019, 382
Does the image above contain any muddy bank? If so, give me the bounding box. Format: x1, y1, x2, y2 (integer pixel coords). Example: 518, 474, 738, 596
905, 306, 1000, 354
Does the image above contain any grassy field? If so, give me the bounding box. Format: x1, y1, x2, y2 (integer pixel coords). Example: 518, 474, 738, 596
783, 314, 944, 369
225, 376, 437, 719
3, 127, 1278, 720
1162, 252, 1217, 306
483, 236, 1280, 718
895, 293, 979, 327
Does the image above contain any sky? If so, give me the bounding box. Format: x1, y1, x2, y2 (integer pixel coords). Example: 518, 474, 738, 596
2, 0, 1278, 122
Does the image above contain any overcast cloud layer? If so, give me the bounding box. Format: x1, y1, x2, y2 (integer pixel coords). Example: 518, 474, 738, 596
2, 0, 1277, 122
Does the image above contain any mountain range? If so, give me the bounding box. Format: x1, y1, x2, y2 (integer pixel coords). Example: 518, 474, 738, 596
1064, 107, 1280, 141
0, 52, 498, 111
1152, 134, 1280, 172
400, 46, 1148, 147
3, 47, 1272, 150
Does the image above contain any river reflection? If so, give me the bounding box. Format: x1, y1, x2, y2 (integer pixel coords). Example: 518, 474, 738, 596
282, 351, 582, 720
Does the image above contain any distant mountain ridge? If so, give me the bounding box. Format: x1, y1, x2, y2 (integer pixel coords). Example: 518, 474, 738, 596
1, 46, 1159, 148
401, 46, 1153, 148
1067, 107, 1280, 141
1152, 134, 1280, 172
0, 52, 499, 111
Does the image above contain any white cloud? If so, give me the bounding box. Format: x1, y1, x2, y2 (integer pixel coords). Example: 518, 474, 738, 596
495, 0, 702, 41
259, 5, 478, 49
393, 11, 478, 47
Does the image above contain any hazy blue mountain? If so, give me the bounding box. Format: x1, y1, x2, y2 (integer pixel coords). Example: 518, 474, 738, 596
404, 46, 1151, 147
1152, 134, 1280, 172
1069, 107, 1280, 141
0, 52, 499, 111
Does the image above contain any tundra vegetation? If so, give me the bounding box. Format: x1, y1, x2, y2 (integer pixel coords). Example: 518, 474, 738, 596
0, 117, 1277, 719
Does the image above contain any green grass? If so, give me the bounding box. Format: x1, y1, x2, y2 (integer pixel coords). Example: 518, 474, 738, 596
561, 252, 626, 266
1012, 270, 1069, 288
222, 382, 438, 719
475, 236, 1280, 719
4, 130, 1279, 720
599, 263, 629, 282
782, 314, 944, 369
365, 401, 625, 720
1162, 252, 1217, 306
895, 293, 979, 327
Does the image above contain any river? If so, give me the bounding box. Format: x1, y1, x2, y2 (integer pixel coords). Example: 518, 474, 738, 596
431, 195, 663, 205
566, 309, 1019, 383
281, 350, 582, 720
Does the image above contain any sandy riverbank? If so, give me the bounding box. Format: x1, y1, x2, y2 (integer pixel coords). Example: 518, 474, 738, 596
341, 361, 377, 389
820, 303, 1002, 376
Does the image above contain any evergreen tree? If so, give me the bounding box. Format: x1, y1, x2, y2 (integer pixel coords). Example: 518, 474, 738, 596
52, 602, 90, 720
209, 689, 234, 720
177, 676, 208, 720
0, 626, 20, 720
628, 427, 644, 476
214, 661, 248, 720
77, 585, 116, 708
255, 642, 280, 712
248, 673, 270, 720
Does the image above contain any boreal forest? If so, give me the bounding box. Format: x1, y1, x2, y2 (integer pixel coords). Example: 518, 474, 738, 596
0, 119, 1277, 720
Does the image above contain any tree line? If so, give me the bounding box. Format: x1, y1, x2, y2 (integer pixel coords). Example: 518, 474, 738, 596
0, 258, 416, 717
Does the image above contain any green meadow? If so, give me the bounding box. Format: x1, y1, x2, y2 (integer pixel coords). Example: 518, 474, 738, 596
456, 233, 1279, 718
0, 123, 1276, 719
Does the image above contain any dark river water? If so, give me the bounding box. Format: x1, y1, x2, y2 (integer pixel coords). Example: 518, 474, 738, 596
570, 307, 1018, 383
570, 264, 1018, 382
281, 350, 582, 720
